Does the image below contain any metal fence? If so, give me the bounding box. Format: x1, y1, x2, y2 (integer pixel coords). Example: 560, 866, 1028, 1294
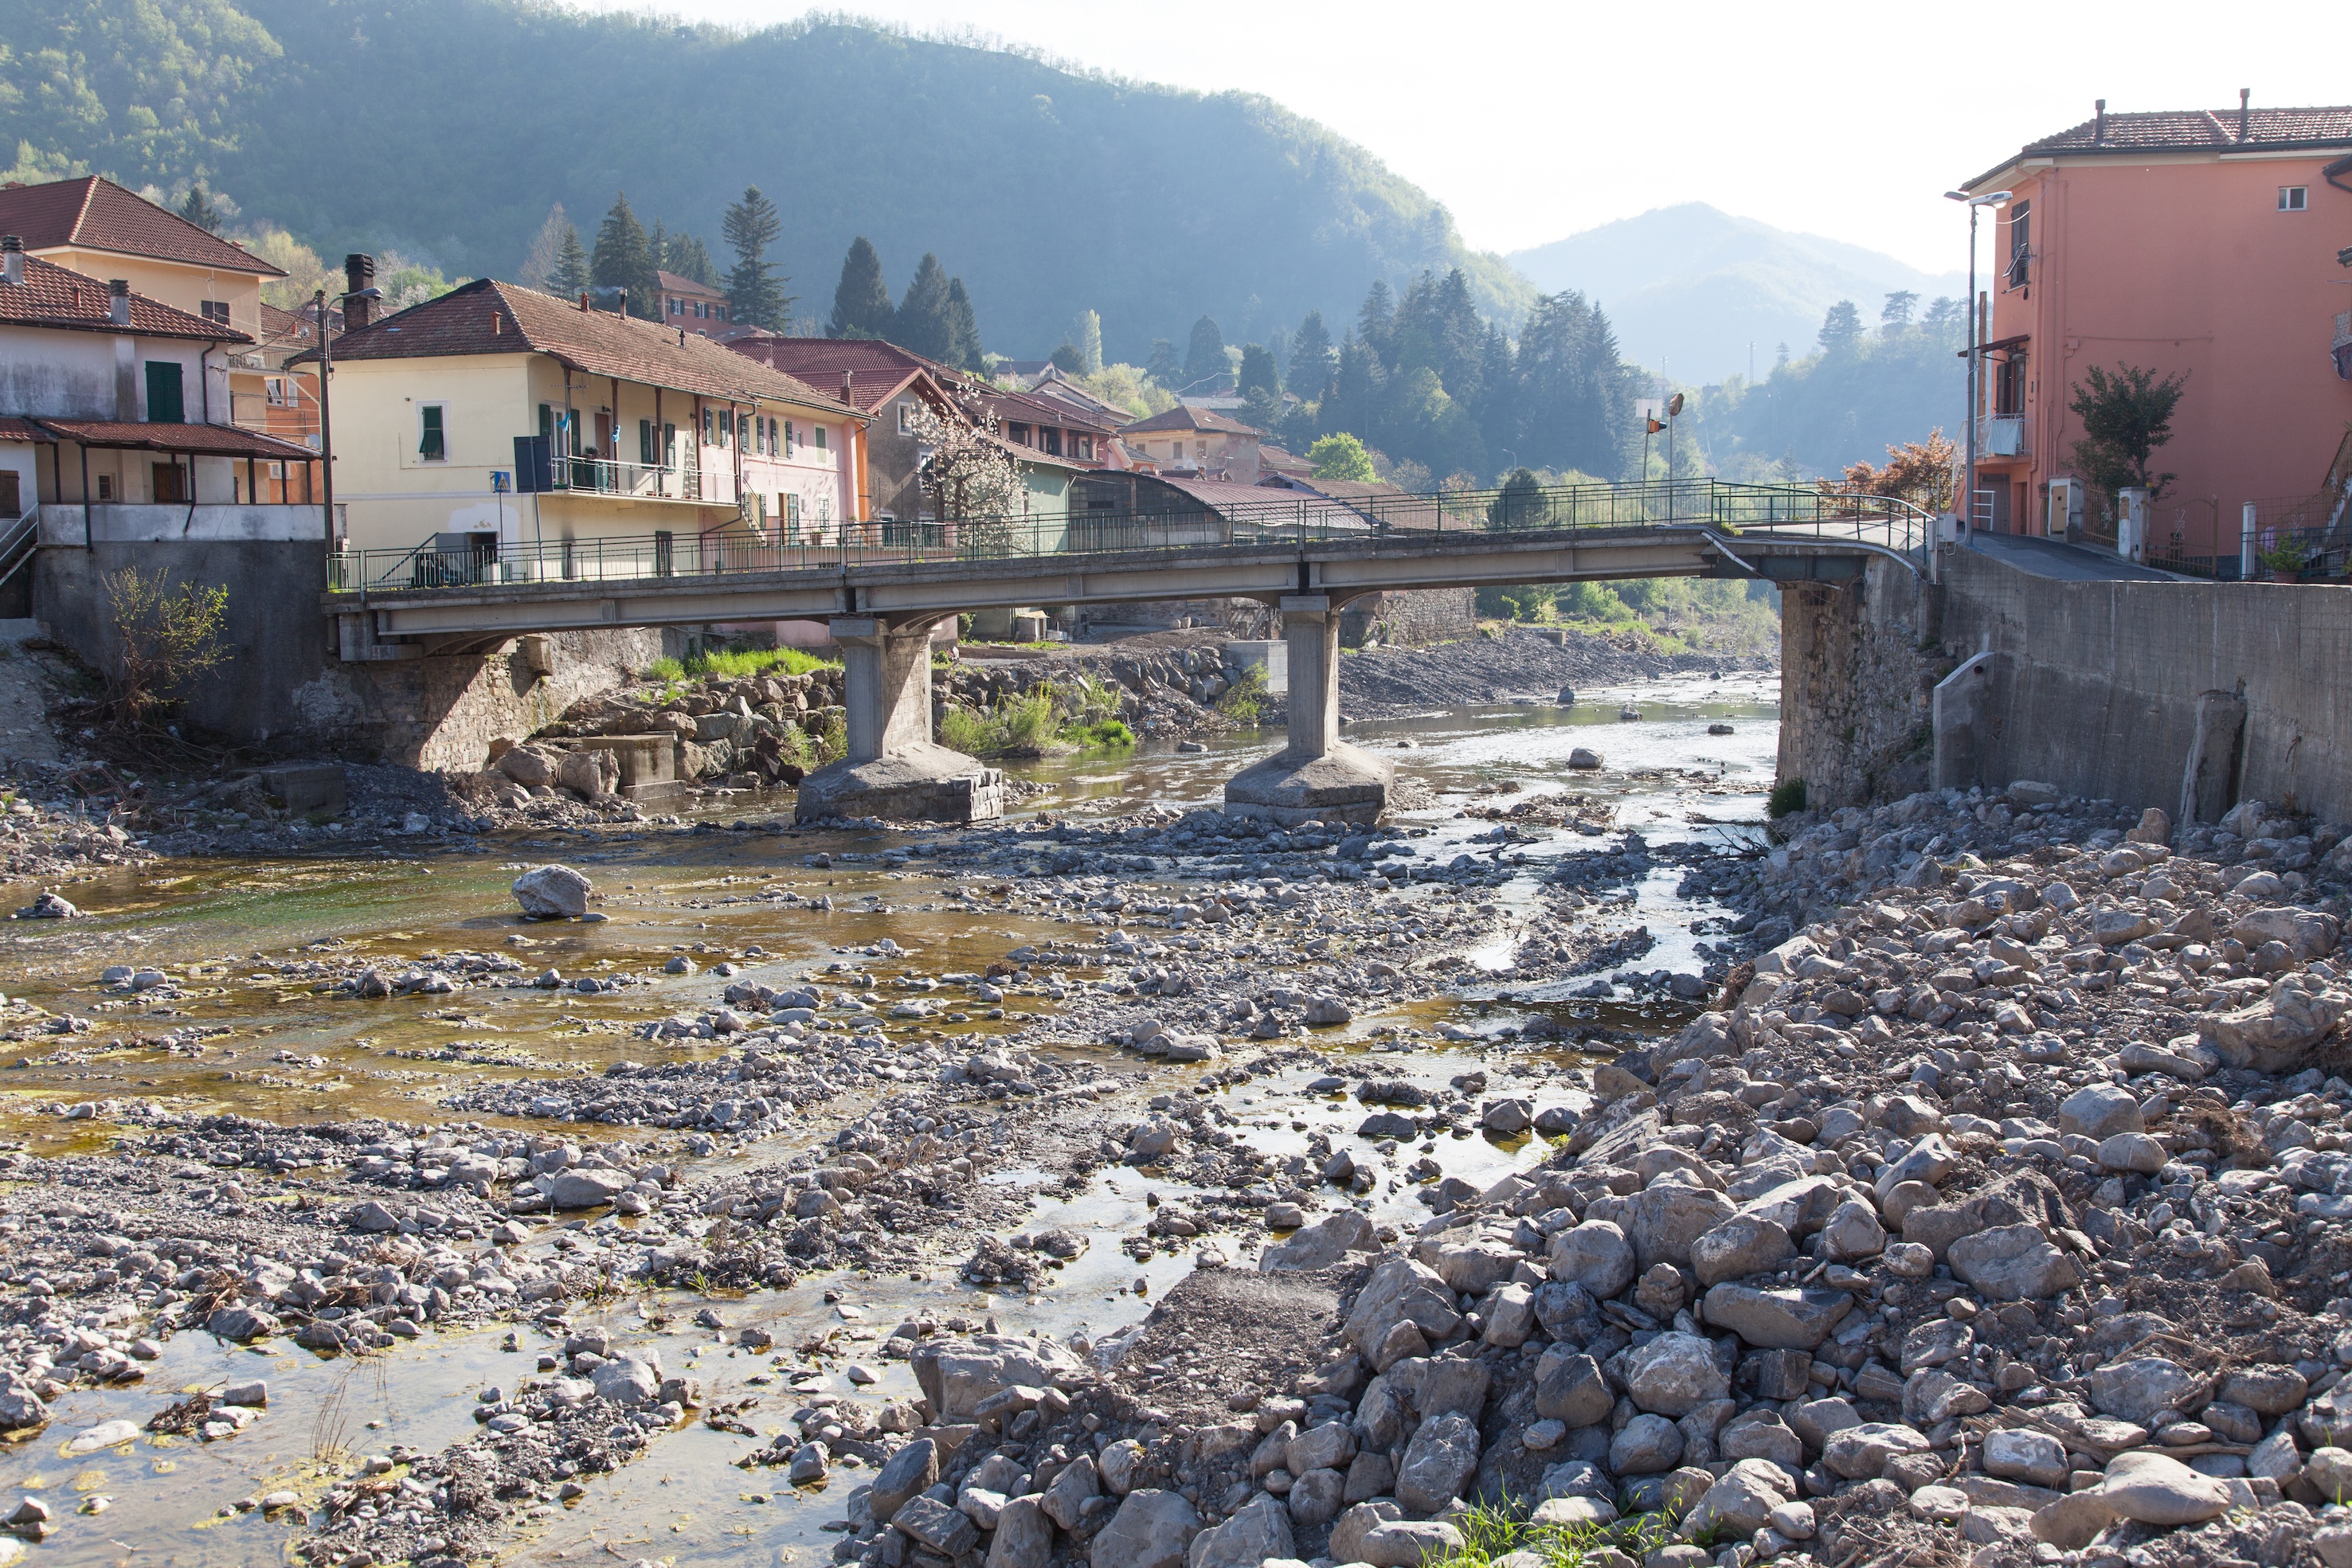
326, 477, 1932, 596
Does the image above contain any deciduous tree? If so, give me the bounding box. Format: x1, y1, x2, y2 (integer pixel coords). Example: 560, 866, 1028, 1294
2067, 362, 2188, 500
1308, 432, 1376, 482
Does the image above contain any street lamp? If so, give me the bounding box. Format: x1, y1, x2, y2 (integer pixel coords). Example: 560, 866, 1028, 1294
314, 279, 382, 553
1944, 189, 2010, 538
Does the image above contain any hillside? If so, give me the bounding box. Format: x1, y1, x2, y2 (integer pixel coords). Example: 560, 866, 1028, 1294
0, 0, 1533, 362
1509, 204, 1966, 385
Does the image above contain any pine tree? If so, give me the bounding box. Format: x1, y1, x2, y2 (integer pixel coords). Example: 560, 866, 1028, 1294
943, 277, 984, 372
519, 203, 569, 291
1289, 310, 1336, 403
1357, 280, 1396, 362
591, 193, 657, 318
1145, 339, 1180, 386
896, 253, 953, 362
1818, 300, 1864, 355
828, 237, 894, 339
1237, 343, 1279, 398
663, 233, 717, 288
1182, 315, 1227, 391
549, 224, 592, 299
722, 186, 791, 330
178, 182, 224, 234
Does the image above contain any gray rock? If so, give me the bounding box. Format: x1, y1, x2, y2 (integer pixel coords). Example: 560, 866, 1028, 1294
1090, 1488, 1197, 1568
512, 864, 592, 919
1481, 1282, 1535, 1348
2058, 1083, 2143, 1140
1285, 1466, 1346, 1527
1819, 1200, 1886, 1261
2030, 1491, 2119, 1550
1481, 1098, 1532, 1135
2217, 1365, 2310, 1417
2248, 1429, 2304, 1485
1819, 1421, 1930, 1480
2095, 1133, 2166, 1175
0, 1387, 47, 1433
1099, 1439, 1148, 1496
1352, 1521, 1466, 1568
1736, 1175, 1848, 1238
869, 1436, 939, 1523
205, 1304, 279, 1343
1547, 1220, 1636, 1298
1259, 1209, 1378, 1272
1610, 1412, 1685, 1474
1984, 1429, 2068, 1489
892, 1493, 977, 1558
1717, 1410, 1802, 1472
541, 1167, 633, 1210
1343, 1257, 1462, 1355
786, 1443, 828, 1484
2099, 1451, 2231, 1526
589, 1355, 662, 1410
1622, 1331, 1731, 1417
1787, 1396, 1861, 1451
915, 1336, 1088, 1421
348, 1200, 401, 1233
1041, 1453, 1098, 1530
1947, 1224, 2083, 1301
1700, 1285, 1852, 1350
1286, 1421, 1355, 1476
1622, 1184, 1737, 1271
1679, 1458, 1794, 1540
1533, 1352, 1613, 1428
1690, 1215, 1795, 1286
2089, 1357, 2196, 1426
1188, 1492, 1294, 1568
1395, 1411, 1481, 1513
988, 1496, 1054, 1568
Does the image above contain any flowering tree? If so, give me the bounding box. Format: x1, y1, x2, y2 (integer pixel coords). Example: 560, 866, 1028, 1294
1821, 428, 1959, 514
906, 389, 1025, 554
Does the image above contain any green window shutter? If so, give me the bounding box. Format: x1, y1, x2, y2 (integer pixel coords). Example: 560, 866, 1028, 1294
419, 405, 445, 459
639, 420, 654, 466
144, 362, 185, 424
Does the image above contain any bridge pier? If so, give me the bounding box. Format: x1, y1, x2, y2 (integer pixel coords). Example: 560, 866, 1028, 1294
793, 616, 1004, 824
1223, 594, 1392, 825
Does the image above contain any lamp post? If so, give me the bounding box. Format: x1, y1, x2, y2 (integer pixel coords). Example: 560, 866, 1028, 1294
314, 281, 382, 553
1943, 189, 2010, 538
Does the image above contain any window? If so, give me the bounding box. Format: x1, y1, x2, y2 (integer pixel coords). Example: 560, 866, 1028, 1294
785, 492, 802, 538
264, 377, 289, 407
702, 408, 716, 446
96, 473, 113, 501
2280, 186, 2308, 211
814, 425, 827, 452
662, 422, 676, 465
144, 361, 186, 424
639, 419, 655, 466
152, 461, 188, 502
2005, 201, 2031, 290
417, 403, 447, 460
0, 471, 18, 518
669, 298, 682, 315
538, 403, 554, 448
1008, 422, 1031, 446
199, 300, 231, 327
897, 401, 915, 434
1040, 427, 1062, 457
785, 420, 796, 458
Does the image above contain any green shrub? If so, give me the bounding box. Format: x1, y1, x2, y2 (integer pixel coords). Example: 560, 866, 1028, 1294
643, 655, 686, 682
1065, 718, 1135, 750
816, 710, 847, 764
1217, 664, 1270, 724
1767, 777, 1809, 818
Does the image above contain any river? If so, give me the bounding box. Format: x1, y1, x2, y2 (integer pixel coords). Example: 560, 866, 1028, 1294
0, 670, 1778, 1567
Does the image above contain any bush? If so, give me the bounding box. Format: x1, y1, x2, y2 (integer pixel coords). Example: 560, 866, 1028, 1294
1065, 718, 1134, 750
1767, 777, 1809, 819
1217, 664, 1269, 724
102, 566, 229, 728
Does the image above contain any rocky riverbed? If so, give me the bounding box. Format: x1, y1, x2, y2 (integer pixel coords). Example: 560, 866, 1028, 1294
3, 678, 2347, 1568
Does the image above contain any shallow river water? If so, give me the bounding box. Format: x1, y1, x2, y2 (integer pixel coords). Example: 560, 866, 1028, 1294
0, 671, 1779, 1568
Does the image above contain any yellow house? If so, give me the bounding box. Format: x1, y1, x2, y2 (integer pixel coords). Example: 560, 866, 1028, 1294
321, 276, 867, 585
0, 176, 290, 446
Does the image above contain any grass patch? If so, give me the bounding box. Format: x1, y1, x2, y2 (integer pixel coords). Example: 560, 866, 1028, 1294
1422, 1497, 1674, 1568
937, 675, 1132, 757
1064, 718, 1135, 750
642, 646, 839, 685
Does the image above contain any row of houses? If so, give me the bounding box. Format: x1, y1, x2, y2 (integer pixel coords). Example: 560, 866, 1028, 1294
0, 173, 1356, 620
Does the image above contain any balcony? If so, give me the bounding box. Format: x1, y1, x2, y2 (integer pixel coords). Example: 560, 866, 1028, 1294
1978, 416, 2029, 458
534, 454, 732, 507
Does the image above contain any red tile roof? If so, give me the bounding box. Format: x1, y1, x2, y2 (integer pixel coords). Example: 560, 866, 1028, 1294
0, 176, 284, 276
34, 419, 316, 459
0, 254, 248, 342
1973, 104, 2352, 183
724, 337, 935, 415
984, 385, 1118, 435
0, 418, 53, 444
655, 269, 726, 299
1119, 404, 1260, 437
322, 279, 845, 410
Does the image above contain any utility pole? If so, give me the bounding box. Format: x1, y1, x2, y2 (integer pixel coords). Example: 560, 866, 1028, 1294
1945, 188, 2011, 539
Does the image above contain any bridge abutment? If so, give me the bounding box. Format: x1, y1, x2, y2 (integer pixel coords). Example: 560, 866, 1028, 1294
1223, 594, 1392, 825
794, 616, 1004, 823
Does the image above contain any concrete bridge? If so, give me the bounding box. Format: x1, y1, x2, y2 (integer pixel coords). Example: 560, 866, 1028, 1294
321, 479, 1927, 823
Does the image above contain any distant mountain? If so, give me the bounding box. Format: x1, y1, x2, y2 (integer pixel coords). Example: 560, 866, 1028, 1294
1508, 205, 1967, 385
0, 0, 1534, 366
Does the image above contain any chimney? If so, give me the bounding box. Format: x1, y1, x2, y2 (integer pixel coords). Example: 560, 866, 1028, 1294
2092, 99, 2106, 143
841, 370, 855, 406
108, 278, 130, 327
0, 236, 20, 287
580, 291, 593, 312
343, 253, 375, 330
2239, 87, 2251, 143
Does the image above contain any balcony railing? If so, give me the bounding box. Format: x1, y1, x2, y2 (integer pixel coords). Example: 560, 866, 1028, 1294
538, 455, 728, 504
1978, 415, 2028, 458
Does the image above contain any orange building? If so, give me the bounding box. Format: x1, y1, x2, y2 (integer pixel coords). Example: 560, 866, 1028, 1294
1959, 98, 2352, 565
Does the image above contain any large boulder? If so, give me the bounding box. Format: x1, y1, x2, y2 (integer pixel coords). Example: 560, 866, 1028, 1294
1533, 1351, 1613, 1428
2233, 906, 2340, 960
589, 1354, 663, 1409
1090, 1489, 1197, 1568
1679, 1458, 1794, 1542
1947, 1224, 2083, 1300
1820, 1421, 1930, 1480
1259, 1210, 1378, 1272
512, 864, 592, 919
913, 1335, 1088, 1422
1186, 1492, 1293, 1568
1547, 1220, 1636, 1297
1622, 1183, 1737, 1271
1700, 1285, 1853, 1350
2099, 1451, 2232, 1526
2203, 976, 2352, 1073
2057, 1083, 2143, 1140
1395, 1411, 1481, 1513
541, 1167, 632, 1210
1690, 1217, 1795, 1286
2089, 1357, 2196, 1426
1343, 1257, 1462, 1356
1622, 1331, 1731, 1417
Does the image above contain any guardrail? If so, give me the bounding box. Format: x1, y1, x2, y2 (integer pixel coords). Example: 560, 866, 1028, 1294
327, 477, 1932, 595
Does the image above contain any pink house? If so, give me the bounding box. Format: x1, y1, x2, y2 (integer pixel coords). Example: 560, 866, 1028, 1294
1959, 97, 2352, 564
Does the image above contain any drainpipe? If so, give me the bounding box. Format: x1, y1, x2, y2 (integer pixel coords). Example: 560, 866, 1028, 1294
80, 442, 92, 552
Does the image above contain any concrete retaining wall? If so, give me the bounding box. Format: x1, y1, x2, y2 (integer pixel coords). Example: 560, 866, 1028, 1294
1933, 545, 2352, 823
1775, 557, 1941, 811
32, 542, 670, 768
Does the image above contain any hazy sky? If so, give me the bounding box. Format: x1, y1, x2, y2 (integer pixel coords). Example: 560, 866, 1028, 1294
577, 0, 2338, 276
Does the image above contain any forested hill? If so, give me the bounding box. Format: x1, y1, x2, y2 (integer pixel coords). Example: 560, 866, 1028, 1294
0, 0, 1532, 360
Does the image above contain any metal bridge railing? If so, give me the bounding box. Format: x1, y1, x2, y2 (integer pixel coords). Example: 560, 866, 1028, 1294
325, 477, 1933, 596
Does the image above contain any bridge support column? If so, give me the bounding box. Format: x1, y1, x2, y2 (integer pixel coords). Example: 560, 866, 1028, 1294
794, 616, 1004, 824
1223, 594, 1391, 825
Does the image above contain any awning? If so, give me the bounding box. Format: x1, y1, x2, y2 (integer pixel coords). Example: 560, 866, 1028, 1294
33, 420, 317, 460
1955, 334, 2031, 360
